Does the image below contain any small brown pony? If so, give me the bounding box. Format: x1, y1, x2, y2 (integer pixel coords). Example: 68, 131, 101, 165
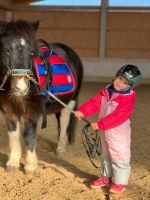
0, 20, 83, 175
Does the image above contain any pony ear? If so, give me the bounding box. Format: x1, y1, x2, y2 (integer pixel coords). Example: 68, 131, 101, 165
32, 21, 40, 32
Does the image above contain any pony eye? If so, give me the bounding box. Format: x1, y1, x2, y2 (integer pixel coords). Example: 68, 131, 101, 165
5, 48, 11, 54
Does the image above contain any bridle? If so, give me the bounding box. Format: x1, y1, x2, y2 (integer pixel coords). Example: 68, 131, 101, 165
0, 38, 51, 91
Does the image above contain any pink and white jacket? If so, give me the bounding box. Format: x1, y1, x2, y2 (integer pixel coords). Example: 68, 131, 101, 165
78, 87, 136, 131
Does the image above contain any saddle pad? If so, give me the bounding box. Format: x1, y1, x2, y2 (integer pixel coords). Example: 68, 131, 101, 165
34, 46, 76, 96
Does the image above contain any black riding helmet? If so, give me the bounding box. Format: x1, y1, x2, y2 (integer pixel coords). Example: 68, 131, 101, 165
116, 64, 142, 88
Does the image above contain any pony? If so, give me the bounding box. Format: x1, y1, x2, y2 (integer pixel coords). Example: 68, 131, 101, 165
0, 20, 83, 175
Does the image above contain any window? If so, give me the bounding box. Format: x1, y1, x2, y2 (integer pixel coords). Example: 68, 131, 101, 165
109, 0, 150, 7
30, 0, 150, 7
31, 0, 101, 6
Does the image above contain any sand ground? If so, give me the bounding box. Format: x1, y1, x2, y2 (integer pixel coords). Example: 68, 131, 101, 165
0, 82, 149, 200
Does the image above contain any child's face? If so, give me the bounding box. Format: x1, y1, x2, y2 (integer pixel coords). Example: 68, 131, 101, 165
113, 76, 129, 91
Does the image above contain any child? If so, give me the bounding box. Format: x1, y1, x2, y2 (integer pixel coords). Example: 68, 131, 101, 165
75, 64, 142, 193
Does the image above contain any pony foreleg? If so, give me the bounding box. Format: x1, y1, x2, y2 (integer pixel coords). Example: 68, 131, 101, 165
23, 119, 38, 175
25, 148, 37, 176
56, 100, 76, 155
6, 121, 22, 172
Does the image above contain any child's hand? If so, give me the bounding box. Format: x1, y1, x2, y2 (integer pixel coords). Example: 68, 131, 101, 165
74, 111, 84, 119
91, 122, 99, 130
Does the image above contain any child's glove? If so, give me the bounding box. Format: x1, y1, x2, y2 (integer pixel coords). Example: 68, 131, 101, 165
74, 111, 84, 120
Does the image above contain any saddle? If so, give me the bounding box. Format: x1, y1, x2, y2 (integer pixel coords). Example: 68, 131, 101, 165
34, 46, 76, 96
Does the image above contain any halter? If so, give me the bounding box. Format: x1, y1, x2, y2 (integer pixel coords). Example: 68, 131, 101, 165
0, 38, 53, 91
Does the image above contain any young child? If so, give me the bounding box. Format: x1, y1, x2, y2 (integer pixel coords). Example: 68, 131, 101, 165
75, 64, 142, 193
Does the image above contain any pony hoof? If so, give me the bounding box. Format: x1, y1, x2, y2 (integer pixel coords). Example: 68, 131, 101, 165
6, 165, 18, 172
56, 151, 65, 158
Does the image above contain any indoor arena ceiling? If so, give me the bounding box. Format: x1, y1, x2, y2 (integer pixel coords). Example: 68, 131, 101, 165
12, 0, 37, 4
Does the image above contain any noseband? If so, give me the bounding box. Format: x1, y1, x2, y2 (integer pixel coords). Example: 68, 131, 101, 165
0, 68, 33, 90
11, 69, 32, 76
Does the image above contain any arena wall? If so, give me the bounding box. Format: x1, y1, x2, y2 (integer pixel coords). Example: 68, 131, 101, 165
1, 2, 150, 82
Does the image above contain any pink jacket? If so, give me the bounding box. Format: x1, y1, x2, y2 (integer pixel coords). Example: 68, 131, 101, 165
79, 86, 136, 160
79, 87, 136, 131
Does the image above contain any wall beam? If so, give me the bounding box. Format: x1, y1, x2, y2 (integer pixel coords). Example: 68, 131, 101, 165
99, 0, 108, 59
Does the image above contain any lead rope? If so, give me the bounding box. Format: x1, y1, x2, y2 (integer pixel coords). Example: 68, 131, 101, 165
29, 76, 108, 184
28, 76, 102, 167
82, 124, 109, 183
28, 76, 90, 121
82, 123, 101, 168
28, 76, 109, 184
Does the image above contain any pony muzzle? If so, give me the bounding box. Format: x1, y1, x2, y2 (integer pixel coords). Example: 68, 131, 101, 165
12, 76, 30, 96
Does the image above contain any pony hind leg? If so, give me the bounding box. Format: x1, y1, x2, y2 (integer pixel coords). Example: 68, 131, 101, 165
56, 100, 76, 155
67, 100, 78, 144
55, 111, 61, 139
5, 119, 22, 172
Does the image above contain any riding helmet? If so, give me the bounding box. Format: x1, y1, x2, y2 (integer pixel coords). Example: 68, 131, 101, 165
116, 64, 142, 88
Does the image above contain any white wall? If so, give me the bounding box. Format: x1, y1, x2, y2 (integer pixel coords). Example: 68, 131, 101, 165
83, 58, 150, 83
